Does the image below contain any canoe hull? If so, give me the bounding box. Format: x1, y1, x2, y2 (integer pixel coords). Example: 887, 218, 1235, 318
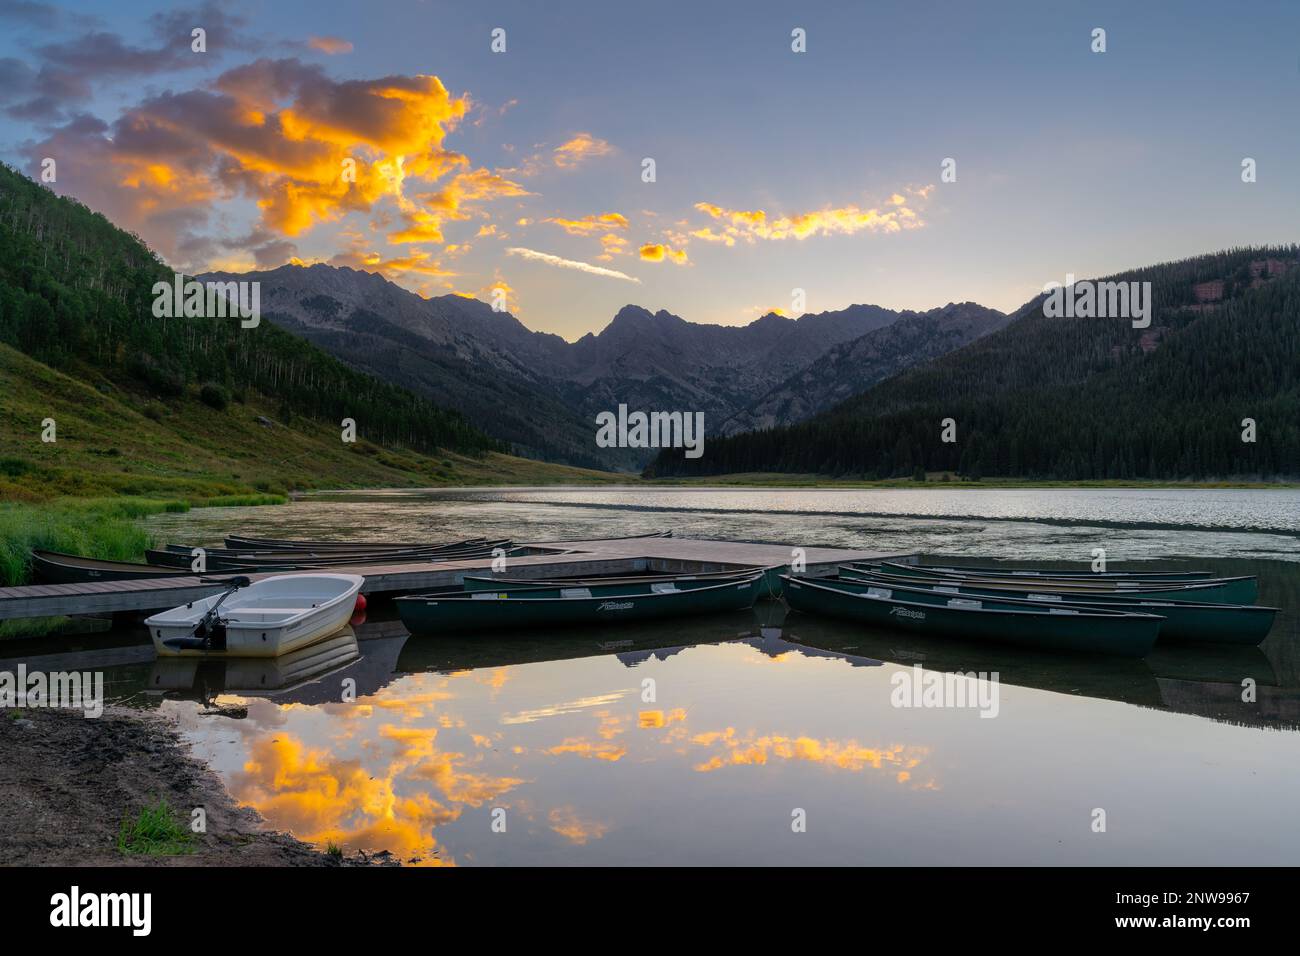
901, 562, 1214, 581
32, 550, 198, 585
397, 576, 763, 634
783, 577, 1160, 658
839, 569, 1275, 646
856, 564, 1257, 605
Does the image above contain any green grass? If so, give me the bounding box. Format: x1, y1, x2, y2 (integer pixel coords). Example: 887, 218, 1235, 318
0, 616, 76, 640
0, 499, 158, 587
326, 841, 343, 859
0, 494, 300, 586
199, 493, 289, 507
116, 798, 196, 856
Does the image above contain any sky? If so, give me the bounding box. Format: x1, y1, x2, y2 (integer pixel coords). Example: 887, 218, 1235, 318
1, 0, 1297, 340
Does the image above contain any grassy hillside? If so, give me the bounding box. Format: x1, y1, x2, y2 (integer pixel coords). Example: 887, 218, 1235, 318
0, 341, 614, 502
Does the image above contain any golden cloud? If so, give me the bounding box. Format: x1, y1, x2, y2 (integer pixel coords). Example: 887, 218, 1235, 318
549, 806, 611, 845
544, 212, 629, 236
553, 132, 613, 168
687, 727, 930, 777
693, 192, 928, 243
29, 58, 538, 282
639, 242, 689, 265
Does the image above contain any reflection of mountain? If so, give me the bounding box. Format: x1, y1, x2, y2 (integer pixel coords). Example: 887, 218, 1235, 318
742, 633, 883, 668
615, 646, 689, 667
1156, 678, 1300, 730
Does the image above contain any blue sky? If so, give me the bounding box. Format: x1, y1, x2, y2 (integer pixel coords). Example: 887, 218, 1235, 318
1, 0, 1296, 338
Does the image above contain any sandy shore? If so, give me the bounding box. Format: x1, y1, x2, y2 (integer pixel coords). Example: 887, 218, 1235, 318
0, 705, 387, 866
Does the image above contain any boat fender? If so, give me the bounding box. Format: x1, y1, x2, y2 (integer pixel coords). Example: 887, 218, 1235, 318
355, 593, 368, 612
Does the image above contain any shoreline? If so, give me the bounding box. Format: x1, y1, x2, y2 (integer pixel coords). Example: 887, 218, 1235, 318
0, 706, 390, 866
297, 478, 1300, 494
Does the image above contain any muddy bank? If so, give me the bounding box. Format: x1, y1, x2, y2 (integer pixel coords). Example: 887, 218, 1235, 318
0, 706, 386, 866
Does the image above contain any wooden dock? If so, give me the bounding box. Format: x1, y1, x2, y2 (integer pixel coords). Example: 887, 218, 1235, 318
0, 536, 910, 621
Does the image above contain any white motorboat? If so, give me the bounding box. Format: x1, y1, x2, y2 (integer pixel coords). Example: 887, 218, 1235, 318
145, 573, 363, 658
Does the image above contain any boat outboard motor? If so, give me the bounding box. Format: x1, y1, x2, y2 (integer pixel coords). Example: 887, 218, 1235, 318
162, 576, 252, 652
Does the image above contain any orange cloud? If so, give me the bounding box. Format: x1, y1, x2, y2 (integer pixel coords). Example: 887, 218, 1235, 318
307, 36, 354, 55
30, 58, 520, 280
544, 212, 629, 235
553, 132, 613, 168
545, 737, 627, 762
693, 192, 928, 243
549, 806, 610, 845
639, 242, 689, 265
596, 233, 630, 260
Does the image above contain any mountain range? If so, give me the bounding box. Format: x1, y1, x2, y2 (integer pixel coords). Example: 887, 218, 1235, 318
202, 264, 1008, 468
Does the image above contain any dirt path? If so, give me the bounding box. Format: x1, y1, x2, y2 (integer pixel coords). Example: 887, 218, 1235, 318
0, 706, 387, 866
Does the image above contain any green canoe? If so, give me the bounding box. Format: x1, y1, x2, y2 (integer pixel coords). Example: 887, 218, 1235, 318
855, 563, 1258, 605
893, 561, 1214, 581
837, 569, 1276, 646
782, 575, 1161, 658
396, 573, 766, 634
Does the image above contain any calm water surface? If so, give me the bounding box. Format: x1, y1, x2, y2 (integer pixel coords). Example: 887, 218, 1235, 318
16, 487, 1300, 865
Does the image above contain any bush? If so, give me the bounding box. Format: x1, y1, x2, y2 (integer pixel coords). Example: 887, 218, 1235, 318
126, 353, 184, 396
199, 382, 229, 410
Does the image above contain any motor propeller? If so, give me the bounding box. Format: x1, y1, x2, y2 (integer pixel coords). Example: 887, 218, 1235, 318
163, 576, 252, 652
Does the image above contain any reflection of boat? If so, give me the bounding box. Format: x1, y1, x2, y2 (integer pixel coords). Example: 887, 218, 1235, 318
783, 575, 1162, 657
31, 549, 253, 584
147, 627, 362, 700
394, 610, 761, 672
841, 568, 1277, 645
396, 574, 766, 633
776, 609, 1163, 704
145, 573, 363, 657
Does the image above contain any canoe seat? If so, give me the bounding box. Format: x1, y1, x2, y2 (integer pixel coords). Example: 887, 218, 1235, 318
650, 583, 680, 593
560, 588, 593, 599
471, 592, 507, 600
1047, 607, 1080, 615
1027, 593, 1063, 601
866, 587, 891, 599
946, 598, 982, 609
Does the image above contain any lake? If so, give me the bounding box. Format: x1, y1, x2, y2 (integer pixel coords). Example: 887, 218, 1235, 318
26, 486, 1300, 864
